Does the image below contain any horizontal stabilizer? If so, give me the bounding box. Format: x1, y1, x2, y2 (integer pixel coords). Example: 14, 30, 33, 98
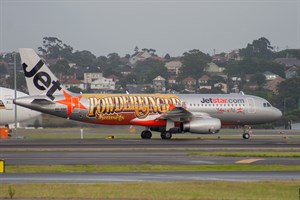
31, 98, 55, 105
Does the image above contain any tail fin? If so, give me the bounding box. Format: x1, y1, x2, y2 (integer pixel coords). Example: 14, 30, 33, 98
19, 48, 65, 100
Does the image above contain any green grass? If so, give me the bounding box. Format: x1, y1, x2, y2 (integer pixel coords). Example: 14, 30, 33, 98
1, 181, 299, 200
189, 151, 300, 157
5, 164, 300, 173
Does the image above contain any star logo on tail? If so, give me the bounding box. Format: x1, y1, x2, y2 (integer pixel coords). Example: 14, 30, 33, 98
56, 91, 86, 116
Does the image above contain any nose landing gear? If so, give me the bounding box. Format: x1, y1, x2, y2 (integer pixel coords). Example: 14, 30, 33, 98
243, 125, 252, 139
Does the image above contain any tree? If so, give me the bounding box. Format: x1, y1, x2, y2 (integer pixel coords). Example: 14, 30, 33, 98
180, 49, 211, 79
134, 46, 139, 53
107, 53, 121, 67
275, 49, 300, 60
250, 73, 266, 87
277, 77, 300, 99
0, 64, 7, 74
134, 59, 168, 84
50, 59, 73, 75
69, 86, 82, 93
276, 77, 300, 113
225, 58, 285, 78
72, 50, 96, 67
39, 37, 65, 59
164, 53, 171, 60
239, 37, 274, 59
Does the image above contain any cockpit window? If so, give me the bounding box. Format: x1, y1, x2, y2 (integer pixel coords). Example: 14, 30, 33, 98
263, 102, 272, 107
0, 100, 5, 109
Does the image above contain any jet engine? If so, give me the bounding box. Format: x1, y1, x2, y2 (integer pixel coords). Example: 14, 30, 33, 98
181, 118, 221, 134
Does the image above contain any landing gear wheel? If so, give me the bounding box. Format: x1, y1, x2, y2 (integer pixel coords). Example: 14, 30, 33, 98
141, 130, 152, 139
243, 133, 250, 139
161, 131, 172, 140
242, 125, 252, 139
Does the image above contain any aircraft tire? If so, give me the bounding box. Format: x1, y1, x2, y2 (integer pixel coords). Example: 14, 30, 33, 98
242, 133, 250, 139
141, 130, 152, 139
161, 131, 172, 140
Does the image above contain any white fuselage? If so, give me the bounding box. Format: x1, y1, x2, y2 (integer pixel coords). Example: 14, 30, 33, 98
0, 87, 40, 126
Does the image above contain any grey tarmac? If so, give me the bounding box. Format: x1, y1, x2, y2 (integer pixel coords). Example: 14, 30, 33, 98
1, 134, 299, 183
1, 171, 299, 183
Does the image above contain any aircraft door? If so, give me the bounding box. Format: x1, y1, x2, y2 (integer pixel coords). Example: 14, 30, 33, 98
4, 96, 13, 110
247, 98, 256, 113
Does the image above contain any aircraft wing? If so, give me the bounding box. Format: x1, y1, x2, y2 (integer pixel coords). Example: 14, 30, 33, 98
158, 104, 212, 122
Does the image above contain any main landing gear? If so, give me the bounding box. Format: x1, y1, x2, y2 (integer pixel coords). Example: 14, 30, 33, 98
140, 130, 172, 140
141, 130, 152, 139
161, 131, 172, 140
242, 125, 252, 139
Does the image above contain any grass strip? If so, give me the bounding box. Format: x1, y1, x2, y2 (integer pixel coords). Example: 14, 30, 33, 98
1, 181, 300, 200
189, 151, 300, 157
5, 164, 300, 173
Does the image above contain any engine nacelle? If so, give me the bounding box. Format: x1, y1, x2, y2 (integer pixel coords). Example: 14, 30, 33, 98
181, 118, 221, 134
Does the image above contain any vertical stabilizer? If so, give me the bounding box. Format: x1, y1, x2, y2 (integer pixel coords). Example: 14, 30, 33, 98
19, 48, 65, 100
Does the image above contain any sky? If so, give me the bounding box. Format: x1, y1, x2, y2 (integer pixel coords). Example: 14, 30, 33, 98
0, 0, 299, 57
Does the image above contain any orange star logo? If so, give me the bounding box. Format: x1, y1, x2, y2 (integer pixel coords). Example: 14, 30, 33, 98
56, 91, 86, 116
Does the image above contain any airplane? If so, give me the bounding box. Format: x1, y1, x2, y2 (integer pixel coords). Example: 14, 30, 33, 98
0, 87, 40, 129
14, 48, 282, 140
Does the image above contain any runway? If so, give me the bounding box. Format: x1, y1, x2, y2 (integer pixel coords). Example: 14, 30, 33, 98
1, 171, 299, 183
1, 136, 300, 165
1, 149, 300, 166
1, 135, 299, 183
1, 136, 300, 149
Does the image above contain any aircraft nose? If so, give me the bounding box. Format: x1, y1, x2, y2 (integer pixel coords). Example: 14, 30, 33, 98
274, 108, 282, 120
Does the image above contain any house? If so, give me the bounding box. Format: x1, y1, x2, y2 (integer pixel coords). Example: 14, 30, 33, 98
244, 74, 253, 83
126, 84, 145, 94
212, 54, 227, 63
120, 57, 129, 65
230, 76, 242, 92
57, 73, 77, 83
68, 63, 77, 69
153, 76, 166, 93
165, 60, 182, 76
129, 51, 152, 65
198, 75, 211, 85
63, 78, 85, 90
204, 62, 225, 73
199, 85, 212, 90
274, 58, 300, 67
120, 65, 132, 76
0, 60, 8, 66
226, 49, 242, 60
285, 66, 298, 79
168, 76, 177, 85
90, 77, 115, 91
84, 73, 103, 84
263, 76, 285, 94
126, 84, 152, 94
244, 82, 259, 90
149, 56, 165, 62
182, 76, 196, 90
108, 74, 120, 83
263, 71, 278, 81
214, 82, 228, 93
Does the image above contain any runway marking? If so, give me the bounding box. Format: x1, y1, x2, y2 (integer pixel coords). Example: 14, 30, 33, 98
235, 159, 265, 164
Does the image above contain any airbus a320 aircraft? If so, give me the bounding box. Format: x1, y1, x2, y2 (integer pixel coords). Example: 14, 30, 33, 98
0, 87, 40, 128
15, 48, 282, 139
